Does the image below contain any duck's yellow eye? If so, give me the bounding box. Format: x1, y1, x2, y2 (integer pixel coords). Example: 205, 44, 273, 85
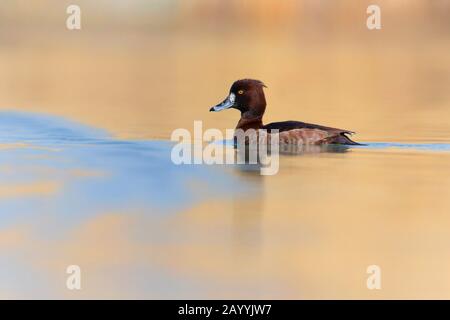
238, 90, 244, 95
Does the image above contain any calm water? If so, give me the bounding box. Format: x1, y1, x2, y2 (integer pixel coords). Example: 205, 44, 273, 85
1, 2, 450, 299
0, 111, 449, 299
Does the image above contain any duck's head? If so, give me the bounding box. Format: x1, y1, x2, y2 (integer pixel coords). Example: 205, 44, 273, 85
210, 79, 267, 117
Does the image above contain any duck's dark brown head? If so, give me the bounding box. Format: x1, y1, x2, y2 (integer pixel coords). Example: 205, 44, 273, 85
210, 79, 267, 118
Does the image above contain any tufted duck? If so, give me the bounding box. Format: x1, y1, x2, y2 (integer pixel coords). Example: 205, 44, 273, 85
210, 79, 360, 145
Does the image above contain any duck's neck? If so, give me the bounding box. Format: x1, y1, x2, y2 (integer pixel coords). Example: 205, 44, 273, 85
236, 117, 263, 131
236, 111, 264, 131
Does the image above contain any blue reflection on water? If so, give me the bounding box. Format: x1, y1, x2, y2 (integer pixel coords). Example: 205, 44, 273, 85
360, 142, 450, 151
0, 111, 248, 227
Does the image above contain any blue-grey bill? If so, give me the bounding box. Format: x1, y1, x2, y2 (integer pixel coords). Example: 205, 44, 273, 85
210, 93, 236, 112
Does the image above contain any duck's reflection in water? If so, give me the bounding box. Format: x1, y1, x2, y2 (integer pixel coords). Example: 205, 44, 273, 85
278, 143, 350, 155
228, 143, 350, 258
231, 173, 265, 258
232, 142, 350, 171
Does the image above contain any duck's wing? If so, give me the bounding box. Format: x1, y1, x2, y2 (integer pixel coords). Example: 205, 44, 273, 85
263, 120, 360, 145
263, 120, 354, 134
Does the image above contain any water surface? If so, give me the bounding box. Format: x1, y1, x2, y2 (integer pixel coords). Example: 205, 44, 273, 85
1, 111, 450, 299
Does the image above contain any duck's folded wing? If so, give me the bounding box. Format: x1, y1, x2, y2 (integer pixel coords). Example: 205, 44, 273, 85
263, 120, 360, 145
263, 120, 354, 135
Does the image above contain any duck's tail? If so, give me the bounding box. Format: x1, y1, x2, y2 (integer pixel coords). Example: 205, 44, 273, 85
331, 133, 364, 145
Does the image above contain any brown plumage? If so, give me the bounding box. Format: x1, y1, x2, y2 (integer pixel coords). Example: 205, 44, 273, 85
210, 79, 360, 145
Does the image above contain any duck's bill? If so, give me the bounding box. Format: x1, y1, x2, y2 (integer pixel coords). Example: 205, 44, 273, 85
210, 93, 235, 112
